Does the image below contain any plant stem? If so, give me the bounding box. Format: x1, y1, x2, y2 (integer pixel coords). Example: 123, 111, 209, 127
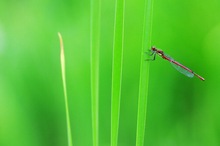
135, 0, 154, 145
58, 32, 73, 146
111, 0, 125, 145
90, 0, 101, 145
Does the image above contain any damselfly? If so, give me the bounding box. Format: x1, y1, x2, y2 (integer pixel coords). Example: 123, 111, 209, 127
147, 46, 205, 81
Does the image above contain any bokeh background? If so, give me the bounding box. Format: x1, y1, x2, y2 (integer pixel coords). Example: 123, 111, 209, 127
0, 0, 220, 146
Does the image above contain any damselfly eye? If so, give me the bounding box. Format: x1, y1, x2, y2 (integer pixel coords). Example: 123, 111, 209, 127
151, 46, 156, 51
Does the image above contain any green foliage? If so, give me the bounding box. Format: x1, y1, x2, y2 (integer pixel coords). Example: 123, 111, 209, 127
111, 0, 125, 145
0, 0, 219, 146
90, 0, 101, 145
136, 0, 154, 145
59, 32, 73, 146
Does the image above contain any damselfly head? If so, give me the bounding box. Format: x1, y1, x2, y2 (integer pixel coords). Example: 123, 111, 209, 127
151, 46, 157, 51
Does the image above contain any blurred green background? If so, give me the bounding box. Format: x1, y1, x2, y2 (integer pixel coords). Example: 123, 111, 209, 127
0, 0, 220, 146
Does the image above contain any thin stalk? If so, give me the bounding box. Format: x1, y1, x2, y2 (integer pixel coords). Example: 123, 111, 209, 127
90, 0, 101, 145
111, 0, 125, 146
135, 0, 154, 145
58, 32, 73, 146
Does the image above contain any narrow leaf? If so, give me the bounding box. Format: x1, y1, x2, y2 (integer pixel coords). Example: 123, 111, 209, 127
136, 0, 154, 145
111, 0, 125, 146
58, 32, 73, 146
90, 0, 101, 145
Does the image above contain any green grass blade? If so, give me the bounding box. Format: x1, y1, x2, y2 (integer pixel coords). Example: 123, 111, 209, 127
58, 32, 73, 146
90, 0, 101, 145
136, 0, 154, 145
111, 0, 125, 146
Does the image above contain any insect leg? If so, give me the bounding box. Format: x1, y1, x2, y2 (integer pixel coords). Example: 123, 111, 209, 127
145, 53, 156, 61
145, 50, 154, 56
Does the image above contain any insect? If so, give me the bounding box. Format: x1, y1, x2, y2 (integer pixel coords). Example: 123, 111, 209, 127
147, 46, 205, 81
